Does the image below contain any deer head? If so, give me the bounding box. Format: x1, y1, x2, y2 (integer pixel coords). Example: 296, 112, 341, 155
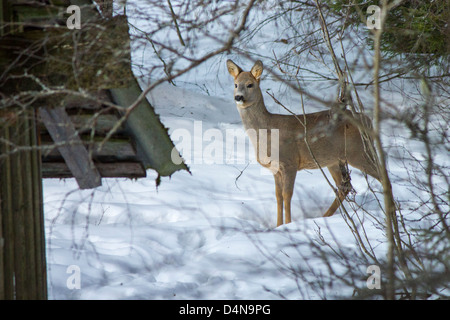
226, 59, 263, 109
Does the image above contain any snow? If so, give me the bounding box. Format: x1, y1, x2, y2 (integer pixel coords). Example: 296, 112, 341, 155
43, 1, 447, 300
44, 83, 385, 299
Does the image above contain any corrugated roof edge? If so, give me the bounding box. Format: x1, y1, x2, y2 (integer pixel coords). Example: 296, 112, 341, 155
108, 77, 190, 184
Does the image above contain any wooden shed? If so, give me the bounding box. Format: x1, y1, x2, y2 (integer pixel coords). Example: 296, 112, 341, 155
0, 0, 188, 299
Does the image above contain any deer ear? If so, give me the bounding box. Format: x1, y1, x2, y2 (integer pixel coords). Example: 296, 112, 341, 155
226, 59, 242, 79
250, 60, 263, 82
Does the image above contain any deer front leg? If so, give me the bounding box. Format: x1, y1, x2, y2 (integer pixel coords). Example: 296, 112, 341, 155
274, 173, 284, 226
282, 168, 296, 224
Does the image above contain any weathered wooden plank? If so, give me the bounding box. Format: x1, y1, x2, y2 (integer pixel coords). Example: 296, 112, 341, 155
29, 111, 47, 299
0, 172, 3, 300
39, 114, 124, 136
21, 113, 37, 299
10, 117, 27, 299
0, 184, 3, 300
42, 161, 146, 178
63, 89, 112, 111
68, 114, 126, 136
0, 122, 14, 300
40, 136, 137, 160
38, 107, 102, 189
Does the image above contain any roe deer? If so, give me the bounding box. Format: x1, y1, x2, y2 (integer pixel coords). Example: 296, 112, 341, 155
226, 59, 380, 226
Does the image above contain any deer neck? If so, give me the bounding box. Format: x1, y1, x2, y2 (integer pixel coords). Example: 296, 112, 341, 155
237, 94, 271, 130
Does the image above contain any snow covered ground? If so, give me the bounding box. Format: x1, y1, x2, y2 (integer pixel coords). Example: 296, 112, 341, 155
43, 82, 387, 299
44, 77, 386, 299
43, 1, 447, 300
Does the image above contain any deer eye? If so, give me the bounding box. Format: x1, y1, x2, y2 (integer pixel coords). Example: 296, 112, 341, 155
247, 84, 253, 88
234, 84, 237, 88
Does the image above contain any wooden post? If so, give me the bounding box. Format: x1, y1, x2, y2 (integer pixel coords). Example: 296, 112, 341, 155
0, 109, 47, 300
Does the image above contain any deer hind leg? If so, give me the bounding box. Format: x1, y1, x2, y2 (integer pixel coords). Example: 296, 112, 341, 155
323, 163, 352, 217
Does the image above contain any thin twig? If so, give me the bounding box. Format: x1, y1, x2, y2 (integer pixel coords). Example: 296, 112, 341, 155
234, 163, 250, 190
167, 0, 186, 47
